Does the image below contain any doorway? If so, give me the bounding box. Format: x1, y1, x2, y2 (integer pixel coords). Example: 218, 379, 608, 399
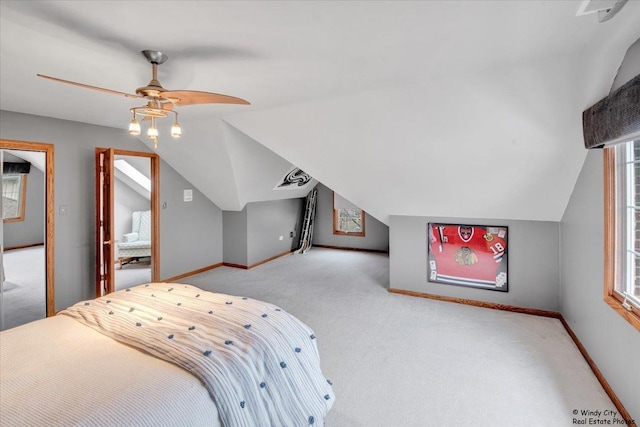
0, 140, 54, 331
95, 148, 159, 296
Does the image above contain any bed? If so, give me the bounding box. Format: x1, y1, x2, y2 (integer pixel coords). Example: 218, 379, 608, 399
0, 282, 334, 426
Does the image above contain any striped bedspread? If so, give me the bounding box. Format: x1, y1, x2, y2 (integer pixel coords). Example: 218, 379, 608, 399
60, 283, 334, 427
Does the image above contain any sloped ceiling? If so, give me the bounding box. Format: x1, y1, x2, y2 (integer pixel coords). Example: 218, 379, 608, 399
1, 1, 638, 223
1, 150, 45, 173
114, 154, 151, 201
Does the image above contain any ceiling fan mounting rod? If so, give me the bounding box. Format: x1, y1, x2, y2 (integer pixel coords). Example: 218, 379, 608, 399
141, 50, 168, 65
139, 50, 168, 92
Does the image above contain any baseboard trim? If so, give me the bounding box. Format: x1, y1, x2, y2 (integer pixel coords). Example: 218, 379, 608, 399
313, 244, 389, 254
388, 288, 560, 318
4, 242, 45, 252
223, 250, 293, 270
222, 262, 248, 270
163, 263, 223, 282
248, 250, 293, 269
388, 287, 635, 424
558, 317, 636, 426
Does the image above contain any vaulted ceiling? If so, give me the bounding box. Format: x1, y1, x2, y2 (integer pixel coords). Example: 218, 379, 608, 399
1, 1, 638, 224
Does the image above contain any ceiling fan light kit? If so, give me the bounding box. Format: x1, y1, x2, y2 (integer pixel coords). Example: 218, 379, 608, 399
147, 120, 159, 139
38, 49, 249, 149
128, 101, 182, 149
128, 117, 141, 135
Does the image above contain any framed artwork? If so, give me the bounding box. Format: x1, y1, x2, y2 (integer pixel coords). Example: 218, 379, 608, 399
427, 223, 508, 292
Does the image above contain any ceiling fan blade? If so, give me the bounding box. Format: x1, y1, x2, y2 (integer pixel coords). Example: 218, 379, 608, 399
161, 90, 250, 106
37, 74, 142, 99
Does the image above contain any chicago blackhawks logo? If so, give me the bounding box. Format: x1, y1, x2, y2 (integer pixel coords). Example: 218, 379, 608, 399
458, 225, 473, 242
276, 168, 312, 189
454, 246, 478, 265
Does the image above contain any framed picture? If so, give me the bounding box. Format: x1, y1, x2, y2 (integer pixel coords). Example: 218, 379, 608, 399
427, 223, 508, 292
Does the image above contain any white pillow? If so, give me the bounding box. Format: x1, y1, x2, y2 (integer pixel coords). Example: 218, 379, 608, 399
122, 232, 139, 242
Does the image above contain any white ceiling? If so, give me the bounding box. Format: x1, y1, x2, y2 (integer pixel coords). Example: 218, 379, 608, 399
1, 1, 638, 223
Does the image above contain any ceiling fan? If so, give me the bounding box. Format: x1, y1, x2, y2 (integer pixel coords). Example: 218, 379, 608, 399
37, 50, 250, 147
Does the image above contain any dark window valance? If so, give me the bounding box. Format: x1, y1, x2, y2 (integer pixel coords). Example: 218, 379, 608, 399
582, 73, 640, 149
2, 162, 31, 174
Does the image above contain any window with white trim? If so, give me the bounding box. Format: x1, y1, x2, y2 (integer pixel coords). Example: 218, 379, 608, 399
605, 140, 640, 330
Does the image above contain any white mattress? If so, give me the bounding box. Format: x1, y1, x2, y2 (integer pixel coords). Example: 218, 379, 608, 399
0, 315, 222, 426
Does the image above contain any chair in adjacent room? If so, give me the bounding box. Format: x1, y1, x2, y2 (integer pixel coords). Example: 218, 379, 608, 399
117, 210, 151, 269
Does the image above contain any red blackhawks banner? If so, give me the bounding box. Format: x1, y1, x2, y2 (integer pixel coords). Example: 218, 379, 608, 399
428, 223, 508, 292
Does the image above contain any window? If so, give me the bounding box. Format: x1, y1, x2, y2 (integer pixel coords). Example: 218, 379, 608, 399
334, 208, 365, 236
604, 140, 640, 331
333, 192, 365, 237
114, 159, 151, 192
2, 173, 27, 223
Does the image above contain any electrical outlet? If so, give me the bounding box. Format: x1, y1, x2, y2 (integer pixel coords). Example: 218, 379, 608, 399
279, 235, 284, 241
162, 201, 167, 209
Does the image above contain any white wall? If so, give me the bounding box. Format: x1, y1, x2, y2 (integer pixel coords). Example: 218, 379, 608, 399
390, 215, 560, 311
560, 149, 640, 419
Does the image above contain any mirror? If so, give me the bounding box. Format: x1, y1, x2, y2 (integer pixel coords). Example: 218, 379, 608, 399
0, 148, 49, 330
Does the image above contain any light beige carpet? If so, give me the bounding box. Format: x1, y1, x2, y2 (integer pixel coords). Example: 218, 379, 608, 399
181, 247, 617, 427
1, 246, 46, 330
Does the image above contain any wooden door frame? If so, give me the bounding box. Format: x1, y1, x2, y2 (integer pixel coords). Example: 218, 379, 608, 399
95, 148, 114, 297
0, 139, 55, 316
95, 148, 159, 295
